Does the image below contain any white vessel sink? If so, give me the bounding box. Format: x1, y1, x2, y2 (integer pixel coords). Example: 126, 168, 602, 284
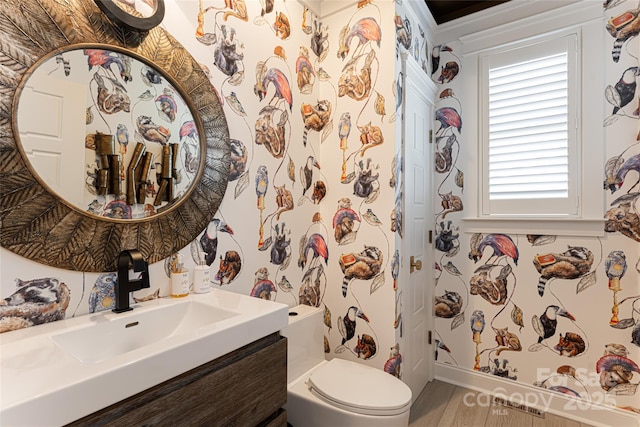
0, 289, 288, 426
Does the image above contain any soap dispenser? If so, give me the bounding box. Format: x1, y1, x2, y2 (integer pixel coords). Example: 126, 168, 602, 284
192, 255, 211, 294
170, 253, 189, 298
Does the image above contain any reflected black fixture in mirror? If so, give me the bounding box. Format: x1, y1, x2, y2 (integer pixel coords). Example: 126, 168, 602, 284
93, 0, 165, 32
0, 0, 230, 272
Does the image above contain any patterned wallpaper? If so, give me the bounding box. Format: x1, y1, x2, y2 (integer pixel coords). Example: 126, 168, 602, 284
1, 0, 638, 420
0, 0, 433, 382
432, 0, 640, 417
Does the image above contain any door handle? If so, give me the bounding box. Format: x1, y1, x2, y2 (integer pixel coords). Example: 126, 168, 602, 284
410, 256, 422, 273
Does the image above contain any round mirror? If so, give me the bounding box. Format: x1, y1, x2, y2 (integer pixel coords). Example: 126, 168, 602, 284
1, 0, 230, 272
17, 46, 201, 220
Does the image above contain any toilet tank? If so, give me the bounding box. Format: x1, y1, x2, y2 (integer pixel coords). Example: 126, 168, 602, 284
281, 305, 325, 383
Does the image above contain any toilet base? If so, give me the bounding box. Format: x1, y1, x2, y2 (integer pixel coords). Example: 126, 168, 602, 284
285, 362, 410, 427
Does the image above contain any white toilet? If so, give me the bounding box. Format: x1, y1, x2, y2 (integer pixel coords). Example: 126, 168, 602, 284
281, 304, 412, 427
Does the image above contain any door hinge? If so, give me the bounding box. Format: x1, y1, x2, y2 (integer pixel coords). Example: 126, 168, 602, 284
429, 129, 433, 143
428, 230, 433, 244
428, 330, 432, 345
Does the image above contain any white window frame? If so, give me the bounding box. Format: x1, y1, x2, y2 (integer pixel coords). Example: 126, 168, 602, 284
460, 4, 605, 236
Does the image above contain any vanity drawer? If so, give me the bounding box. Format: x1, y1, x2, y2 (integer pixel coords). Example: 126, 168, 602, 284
67, 333, 287, 427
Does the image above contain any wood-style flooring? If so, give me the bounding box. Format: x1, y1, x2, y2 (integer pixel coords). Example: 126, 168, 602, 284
409, 380, 594, 427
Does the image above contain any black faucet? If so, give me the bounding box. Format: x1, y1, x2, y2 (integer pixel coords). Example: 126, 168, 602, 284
113, 249, 150, 313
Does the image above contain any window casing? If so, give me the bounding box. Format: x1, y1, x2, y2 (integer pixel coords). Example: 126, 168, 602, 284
459, 8, 605, 236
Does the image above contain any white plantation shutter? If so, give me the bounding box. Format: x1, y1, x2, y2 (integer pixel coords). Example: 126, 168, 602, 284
489, 52, 569, 199
480, 35, 578, 216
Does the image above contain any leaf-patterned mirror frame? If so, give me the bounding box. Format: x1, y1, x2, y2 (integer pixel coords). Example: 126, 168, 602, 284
0, 0, 230, 272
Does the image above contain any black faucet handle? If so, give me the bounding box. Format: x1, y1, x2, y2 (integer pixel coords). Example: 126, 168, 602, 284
139, 263, 150, 289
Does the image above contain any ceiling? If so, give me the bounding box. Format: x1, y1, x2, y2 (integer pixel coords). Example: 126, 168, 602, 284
426, 1, 511, 24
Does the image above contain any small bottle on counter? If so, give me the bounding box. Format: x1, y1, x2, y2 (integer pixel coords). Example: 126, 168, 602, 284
192, 261, 211, 294
170, 254, 189, 298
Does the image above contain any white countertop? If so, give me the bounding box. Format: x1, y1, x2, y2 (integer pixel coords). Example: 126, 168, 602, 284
0, 289, 288, 426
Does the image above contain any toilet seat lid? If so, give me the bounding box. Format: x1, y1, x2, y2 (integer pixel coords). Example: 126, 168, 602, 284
308, 359, 412, 416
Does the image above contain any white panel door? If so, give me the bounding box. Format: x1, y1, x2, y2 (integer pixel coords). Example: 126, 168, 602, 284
18, 73, 86, 207
402, 55, 436, 401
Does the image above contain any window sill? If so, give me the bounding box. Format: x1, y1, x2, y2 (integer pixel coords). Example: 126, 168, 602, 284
461, 217, 605, 237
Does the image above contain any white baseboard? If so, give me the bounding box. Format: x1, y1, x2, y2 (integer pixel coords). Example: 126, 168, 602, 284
435, 363, 640, 427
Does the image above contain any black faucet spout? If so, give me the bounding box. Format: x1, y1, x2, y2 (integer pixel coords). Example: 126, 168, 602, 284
113, 249, 150, 313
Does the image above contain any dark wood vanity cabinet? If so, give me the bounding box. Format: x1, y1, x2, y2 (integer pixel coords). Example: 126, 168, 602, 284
67, 333, 287, 427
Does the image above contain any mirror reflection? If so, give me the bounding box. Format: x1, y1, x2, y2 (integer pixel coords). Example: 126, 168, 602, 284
17, 47, 200, 219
